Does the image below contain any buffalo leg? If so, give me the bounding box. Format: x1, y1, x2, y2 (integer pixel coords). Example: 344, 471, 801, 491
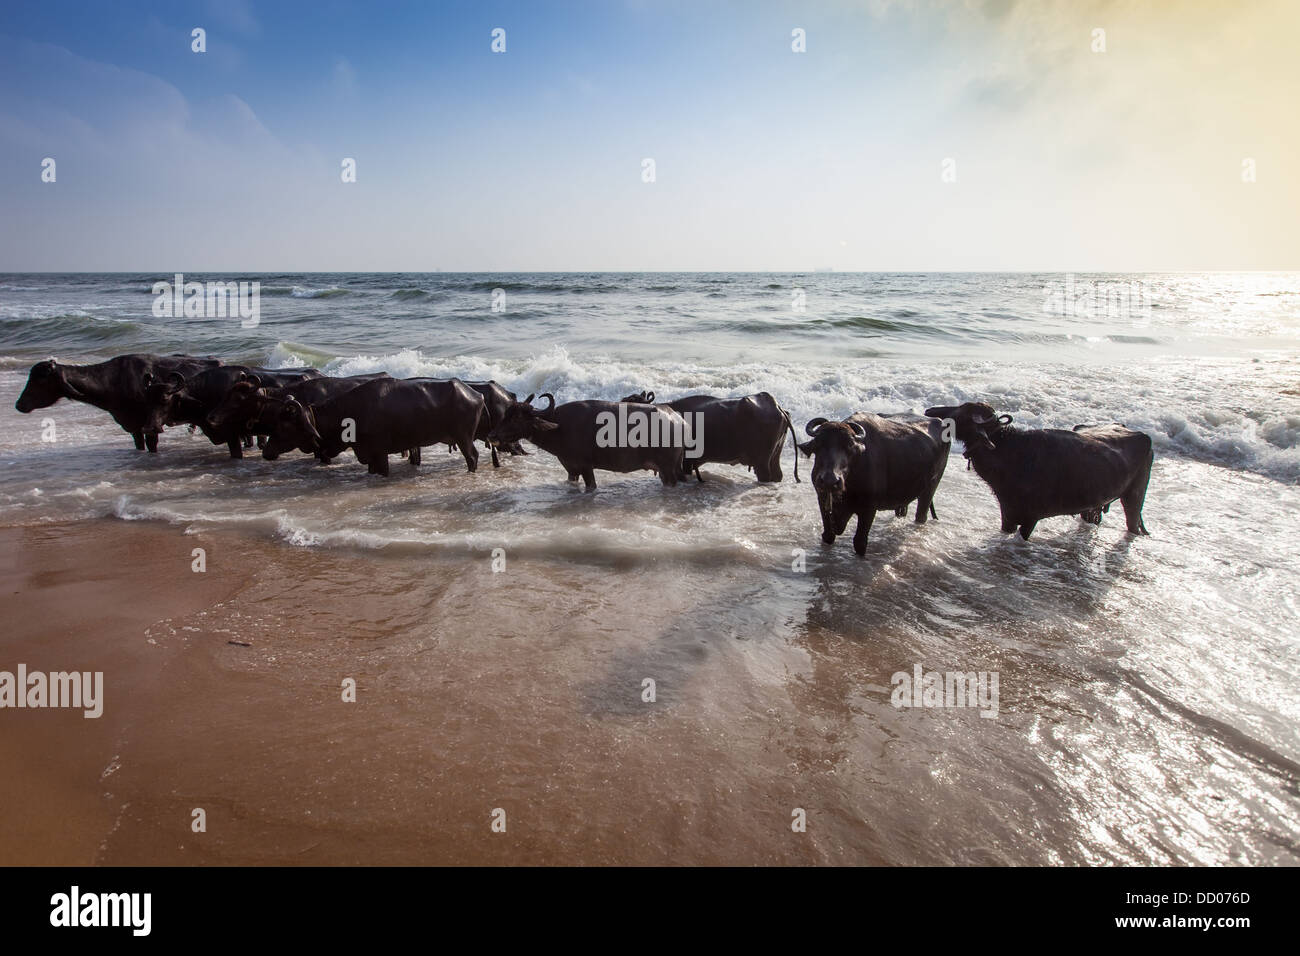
1121, 462, 1152, 535
227, 437, 243, 459
409, 446, 421, 467
852, 509, 877, 556
765, 446, 784, 483
914, 495, 932, 524
820, 511, 836, 545
460, 436, 479, 473
581, 468, 596, 491
243, 433, 254, 448
1000, 512, 1018, 534
1018, 520, 1037, 541
895, 506, 907, 517
759, 447, 780, 481
372, 453, 390, 476
144, 432, 159, 453
132, 430, 146, 451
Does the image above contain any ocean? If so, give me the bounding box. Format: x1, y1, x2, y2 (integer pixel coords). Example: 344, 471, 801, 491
1, 271, 1297, 864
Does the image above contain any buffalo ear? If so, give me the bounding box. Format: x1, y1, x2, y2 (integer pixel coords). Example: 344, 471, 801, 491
797, 439, 816, 458
534, 419, 560, 433
166, 371, 186, 387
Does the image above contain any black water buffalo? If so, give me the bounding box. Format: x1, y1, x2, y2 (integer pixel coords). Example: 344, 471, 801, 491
266, 377, 486, 475
14, 353, 221, 452
486, 393, 685, 490
144, 364, 321, 458
923, 402, 1153, 540
798, 413, 950, 556
207, 373, 389, 461
464, 381, 528, 467
622, 390, 798, 483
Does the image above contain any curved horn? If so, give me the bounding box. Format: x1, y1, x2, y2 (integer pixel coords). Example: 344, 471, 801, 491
645, 390, 655, 403
166, 370, 186, 386
847, 420, 866, 438
522, 393, 536, 405
805, 417, 828, 436
538, 392, 555, 412
997, 414, 1013, 425
245, 373, 262, 389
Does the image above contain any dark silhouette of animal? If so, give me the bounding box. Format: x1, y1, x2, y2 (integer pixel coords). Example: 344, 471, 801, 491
15, 353, 221, 452
267, 377, 486, 475
619, 390, 798, 482
143, 364, 322, 458
923, 402, 1152, 540
487, 393, 685, 490
798, 413, 950, 555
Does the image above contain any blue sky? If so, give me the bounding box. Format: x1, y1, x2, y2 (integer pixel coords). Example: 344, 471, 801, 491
1, 0, 1297, 271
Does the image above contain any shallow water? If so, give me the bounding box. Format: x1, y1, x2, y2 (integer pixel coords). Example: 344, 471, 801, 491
1, 271, 1297, 864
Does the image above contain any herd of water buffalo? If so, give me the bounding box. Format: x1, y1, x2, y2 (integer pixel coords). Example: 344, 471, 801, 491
13, 353, 1155, 554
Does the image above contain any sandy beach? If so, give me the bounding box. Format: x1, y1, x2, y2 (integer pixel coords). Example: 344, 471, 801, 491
1, 517, 893, 865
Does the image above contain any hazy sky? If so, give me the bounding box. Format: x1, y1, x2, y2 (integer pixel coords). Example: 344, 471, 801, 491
1, 0, 1297, 271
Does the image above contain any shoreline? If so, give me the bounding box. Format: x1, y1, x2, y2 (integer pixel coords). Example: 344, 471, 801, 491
2, 483, 1297, 865
0, 516, 875, 865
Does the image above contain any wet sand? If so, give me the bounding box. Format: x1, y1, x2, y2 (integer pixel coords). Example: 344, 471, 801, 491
0, 518, 881, 865
3, 501, 1296, 866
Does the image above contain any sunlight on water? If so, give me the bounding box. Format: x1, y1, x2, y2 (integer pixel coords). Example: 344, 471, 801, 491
1, 271, 1297, 864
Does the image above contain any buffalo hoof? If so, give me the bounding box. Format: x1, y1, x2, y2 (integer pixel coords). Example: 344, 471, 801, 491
821, 531, 836, 545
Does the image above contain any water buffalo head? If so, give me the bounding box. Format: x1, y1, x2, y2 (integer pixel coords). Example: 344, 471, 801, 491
205, 377, 264, 434
618, 390, 655, 404
487, 393, 558, 446
142, 370, 192, 433
261, 397, 323, 460
924, 402, 1011, 451
798, 417, 866, 508
14, 359, 80, 412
